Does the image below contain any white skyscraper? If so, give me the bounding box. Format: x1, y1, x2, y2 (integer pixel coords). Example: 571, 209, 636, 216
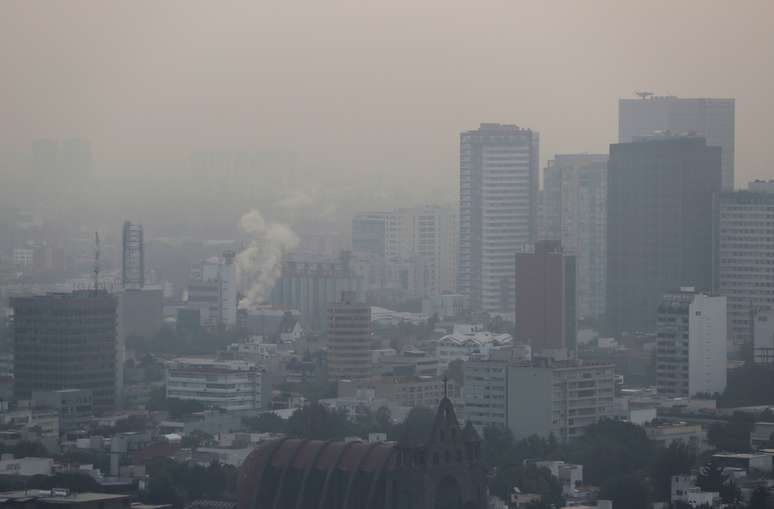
459, 123, 539, 313
716, 187, 774, 350
656, 289, 727, 397
542, 154, 607, 319
619, 95, 735, 190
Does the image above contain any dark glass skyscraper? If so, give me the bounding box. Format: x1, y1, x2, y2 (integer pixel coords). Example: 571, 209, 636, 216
606, 135, 721, 335
12, 290, 117, 413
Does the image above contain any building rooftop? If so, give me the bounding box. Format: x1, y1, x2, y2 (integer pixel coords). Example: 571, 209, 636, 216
0, 491, 129, 504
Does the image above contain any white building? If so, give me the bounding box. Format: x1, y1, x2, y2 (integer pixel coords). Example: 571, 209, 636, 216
464, 359, 615, 441
717, 189, 774, 350
459, 123, 539, 313
619, 95, 735, 190
166, 358, 265, 411
186, 251, 238, 328
656, 289, 727, 397
542, 154, 607, 319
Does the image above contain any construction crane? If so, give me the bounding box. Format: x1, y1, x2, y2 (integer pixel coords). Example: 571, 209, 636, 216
93, 232, 101, 292
635, 91, 654, 99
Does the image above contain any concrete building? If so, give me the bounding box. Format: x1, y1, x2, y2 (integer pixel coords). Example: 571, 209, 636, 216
352, 211, 402, 259
459, 123, 539, 313
186, 251, 238, 329
327, 291, 372, 380
606, 135, 721, 335
750, 422, 774, 450
515, 240, 576, 356
656, 289, 727, 397
542, 154, 608, 319
352, 205, 458, 297
12, 291, 117, 413
121, 221, 144, 289
117, 287, 162, 408
671, 475, 720, 507
644, 422, 708, 451
166, 358, 266, 411
715, 190, 774, 350
754, 310, 774, 364
270, 252, 364, 331
31, 389, 93, 433
0, 456, 53, 477
339, 375, 459, 409
464, 359, 615, 441
619, 95, 735, 190
712, 452, 772, 473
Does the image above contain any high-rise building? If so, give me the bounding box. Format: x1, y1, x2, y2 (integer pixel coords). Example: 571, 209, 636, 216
515, 240, 576, 356
352, 211, 401, 259
656, 289, 727, 397
715, 188, 774, 350
459, 123, 539, 313
352, 205, 458, 296
186, 251, 238, 329
464, 358, 615, 441
542, 154, 608, 319
619, 95, 735, 190
12, 291, 117, 413
606, 135, 721, 335
327, 291, 371, 380
121, 221, 144, 289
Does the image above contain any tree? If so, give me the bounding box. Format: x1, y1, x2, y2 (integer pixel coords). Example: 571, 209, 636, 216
599, 473, 652, 509
696, 460, 727, 492
565, 419, 655, 485
388, 406, 435, 444
649, 442, 696, 502
707, 412, 754, 452
481, 426, 515, 468
749, 486, 769, 509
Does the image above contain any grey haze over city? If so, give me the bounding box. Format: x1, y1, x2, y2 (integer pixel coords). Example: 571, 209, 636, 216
2, 1, 774, 235
4, 2, 774, 509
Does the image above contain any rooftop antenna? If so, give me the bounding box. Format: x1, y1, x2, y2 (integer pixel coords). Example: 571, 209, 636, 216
636, 91, 654, 99
93, 232, 101, 292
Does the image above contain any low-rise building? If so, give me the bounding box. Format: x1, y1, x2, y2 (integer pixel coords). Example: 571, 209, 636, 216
712, 452, 773, 473
0, 455, 53, 476
0, 490, 130, 508
339, 375, 460, 409
464, 359, 615, 440
32, 389, 93, 433
671, 475, 720, 506
526, 460, 583, 496
644, 422, 708, 451
751, 422, 774, 450
166, 358, 266, 411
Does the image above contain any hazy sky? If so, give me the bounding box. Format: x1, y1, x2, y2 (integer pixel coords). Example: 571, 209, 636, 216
2, 0, 773, 196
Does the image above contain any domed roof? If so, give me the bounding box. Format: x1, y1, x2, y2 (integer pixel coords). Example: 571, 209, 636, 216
238, 438, 398, 509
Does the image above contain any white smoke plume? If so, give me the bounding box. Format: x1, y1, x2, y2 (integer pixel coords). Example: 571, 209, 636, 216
236, 209, 299, 309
